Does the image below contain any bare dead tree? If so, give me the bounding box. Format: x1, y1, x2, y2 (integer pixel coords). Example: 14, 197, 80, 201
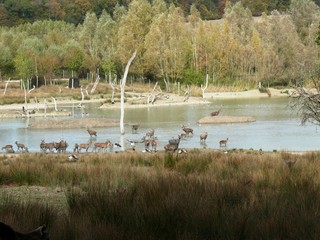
290, 84, 320, 126
120, 50, 137, 134
201, 74, 209, 98
3, 77, 11, 95
109, 77, 117, 104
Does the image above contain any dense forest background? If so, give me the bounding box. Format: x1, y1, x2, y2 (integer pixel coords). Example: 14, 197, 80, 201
0, 0, 318, 26
0, 0, 320, 88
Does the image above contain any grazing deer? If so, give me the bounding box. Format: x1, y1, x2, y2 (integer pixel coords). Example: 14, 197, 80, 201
219, 138, 228, 147
2, 145, 14, 153
87, 127, 97, 137
182, 125, 193, 136
15, 141, 27, 152
0, 222, 49, 240
200, 132, 208, 142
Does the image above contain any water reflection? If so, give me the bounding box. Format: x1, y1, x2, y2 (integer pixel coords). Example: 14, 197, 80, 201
0, 97, 319, 152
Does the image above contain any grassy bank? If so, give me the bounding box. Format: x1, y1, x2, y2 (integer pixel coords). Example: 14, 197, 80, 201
1, 150, 320, 239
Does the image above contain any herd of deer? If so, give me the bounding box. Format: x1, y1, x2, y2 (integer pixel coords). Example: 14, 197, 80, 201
1, 124, 229, 154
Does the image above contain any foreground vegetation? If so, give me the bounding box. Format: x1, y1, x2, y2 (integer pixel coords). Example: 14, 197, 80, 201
1, 150, 320, 239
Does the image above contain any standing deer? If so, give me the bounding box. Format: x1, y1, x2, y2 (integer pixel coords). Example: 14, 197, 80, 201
151, 137, 158, 152
200, 132, 208, 142
164, 135, 181, 152
87, 127, 97, 137
182, 125, 193, 136
145, 129, 155, 138
0, 222, 49, 240
219, 138, 228, 147
131, 124, 140, 134
15, 141, 27, 152
74, 143, 90, 153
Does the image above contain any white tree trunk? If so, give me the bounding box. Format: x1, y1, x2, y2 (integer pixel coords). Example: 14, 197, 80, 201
120, 50, 137, 135
3, 77, 11, 96
201, 74, 209, 98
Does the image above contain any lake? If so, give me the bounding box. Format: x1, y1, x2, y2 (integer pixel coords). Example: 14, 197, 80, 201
1, 97, 319, 152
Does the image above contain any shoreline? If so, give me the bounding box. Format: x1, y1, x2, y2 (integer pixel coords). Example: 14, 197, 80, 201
0, 88, 291, 116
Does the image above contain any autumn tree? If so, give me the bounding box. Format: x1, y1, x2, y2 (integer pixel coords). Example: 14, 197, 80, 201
144, 5, 191, 88
117, 0, 152, 76
78, 12, 99, 80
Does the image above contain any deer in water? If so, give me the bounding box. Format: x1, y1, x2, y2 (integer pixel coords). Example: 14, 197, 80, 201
200, 132, 208, 142
15, 141, 27, 152
0, 222, 49, 240
151, 137, 158, 152
145, 129, 155, 138
131, 124, 140, 134
210, 109, 221, 116
87, 127, 97, 137
219, 138, 228, 147
164, 135, 181, 152
182, 125, 193, 136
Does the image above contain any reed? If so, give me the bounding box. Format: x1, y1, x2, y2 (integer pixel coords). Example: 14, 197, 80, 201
1, 150, 320, 239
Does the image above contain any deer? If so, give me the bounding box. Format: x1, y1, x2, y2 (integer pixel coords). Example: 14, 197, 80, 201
182, 125, 193, 136
74, 143, 90, 153
15, 141, 27, 152
2, 145, 14, 153
0, 222, 49, 240
210, 109, 221, 116
219, 138, 228, 147
141, 136, 151, 150
54, 140, 68, 153
40, 140, 55, 153
151, 136, 158, 152
200, 132, 208, 142
93, 141, 113, 152
164, 135, 181, 152
145, 129, 155, 138
87, 127, 97, 137
131, 124, 140, 134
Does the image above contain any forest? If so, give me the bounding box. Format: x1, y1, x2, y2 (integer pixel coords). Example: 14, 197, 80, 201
0, 0, 298, 26
0, 0, 319, 88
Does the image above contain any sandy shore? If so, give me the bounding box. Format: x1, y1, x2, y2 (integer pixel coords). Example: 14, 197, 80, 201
0, 88, 291, 117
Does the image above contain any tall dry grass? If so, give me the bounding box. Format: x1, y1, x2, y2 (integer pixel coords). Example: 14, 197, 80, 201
1, 150, 320, 239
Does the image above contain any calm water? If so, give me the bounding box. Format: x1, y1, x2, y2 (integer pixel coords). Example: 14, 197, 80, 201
1, 97, 319, 152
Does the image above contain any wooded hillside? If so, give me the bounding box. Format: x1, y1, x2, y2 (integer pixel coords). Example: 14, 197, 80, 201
0, 0, 319, 89
0, 0, 312, 26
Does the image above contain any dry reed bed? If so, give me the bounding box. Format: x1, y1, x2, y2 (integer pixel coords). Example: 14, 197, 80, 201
1, 150, 320, 239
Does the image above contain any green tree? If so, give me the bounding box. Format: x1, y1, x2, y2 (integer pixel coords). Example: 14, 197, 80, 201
0, 43, 14, 77
144, 5, 191, 85
78, 12, 99, 80
62, 41, 84, 77
289, 0, 320, 40
117, 0, 153, 75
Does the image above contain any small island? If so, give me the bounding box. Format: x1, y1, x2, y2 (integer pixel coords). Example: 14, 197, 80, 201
198, 115, 256, 124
